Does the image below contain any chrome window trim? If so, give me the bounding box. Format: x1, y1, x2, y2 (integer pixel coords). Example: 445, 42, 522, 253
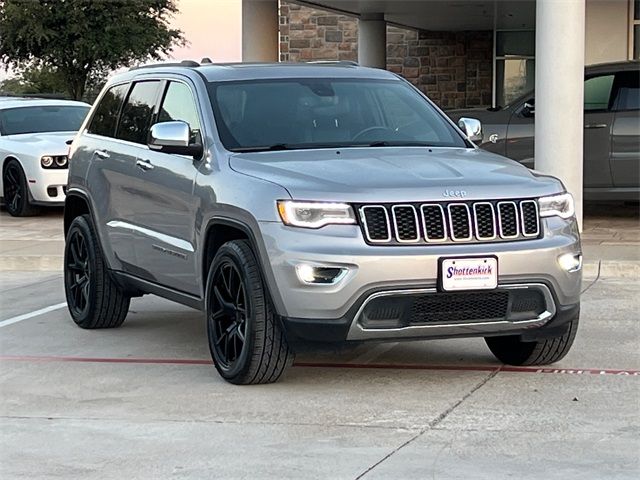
359, 205, 391, 243
497, 201, 520, 239
391, 204, 420, 243
420, 203, 448, 243
473, 202, 497, 240
447, 203, 473, 242
520, 200, 540, 237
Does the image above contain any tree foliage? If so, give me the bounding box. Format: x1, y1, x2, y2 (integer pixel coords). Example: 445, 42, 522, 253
0, 0, 185, 100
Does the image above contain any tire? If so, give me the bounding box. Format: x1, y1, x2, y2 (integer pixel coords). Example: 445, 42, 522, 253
485, 315, 579, 366
205, 239, 294, 385
64, 214, 130, 329
3, 159, 39, 217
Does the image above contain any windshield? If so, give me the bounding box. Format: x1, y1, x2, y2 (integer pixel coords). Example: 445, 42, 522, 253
0, 105, 89, 135
208, 78, 467, 152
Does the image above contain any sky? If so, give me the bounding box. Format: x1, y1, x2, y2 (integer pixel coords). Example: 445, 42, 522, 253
168, 0, 242, 63
0, 0, 242, 81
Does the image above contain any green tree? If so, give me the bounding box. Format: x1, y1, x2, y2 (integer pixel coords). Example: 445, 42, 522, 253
0, 65, 69, 97
0, 0, 185, 100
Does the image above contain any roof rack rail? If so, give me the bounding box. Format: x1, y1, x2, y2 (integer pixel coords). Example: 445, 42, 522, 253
305, 60, 359, 66
129, 60, 200, 71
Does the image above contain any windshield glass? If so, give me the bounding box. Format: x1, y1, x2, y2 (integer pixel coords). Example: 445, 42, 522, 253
208, 78, 467, 152
0, 105, 89, 135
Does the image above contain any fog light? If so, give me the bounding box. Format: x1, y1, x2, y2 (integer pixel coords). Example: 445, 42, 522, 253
295, 264, 347, 285
558, 253, 582, 272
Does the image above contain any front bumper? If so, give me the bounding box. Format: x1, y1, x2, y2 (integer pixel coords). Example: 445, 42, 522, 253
258, 216, 581, 342
27, 168, 68, 205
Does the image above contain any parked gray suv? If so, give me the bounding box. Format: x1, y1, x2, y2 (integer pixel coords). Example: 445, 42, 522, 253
64, 61, 582, 384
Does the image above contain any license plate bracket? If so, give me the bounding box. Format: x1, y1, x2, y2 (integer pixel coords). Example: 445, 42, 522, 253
438, 256, 498, 292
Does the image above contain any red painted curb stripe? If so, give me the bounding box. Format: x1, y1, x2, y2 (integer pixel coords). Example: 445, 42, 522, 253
0, 355, 638, 376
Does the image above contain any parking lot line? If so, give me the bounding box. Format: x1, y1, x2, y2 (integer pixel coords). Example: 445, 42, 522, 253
0, 354, 638, 377
0, 302, 67, 328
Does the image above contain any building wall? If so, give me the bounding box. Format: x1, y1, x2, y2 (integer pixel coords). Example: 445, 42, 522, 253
279, 2, 493, 109
585, 0, 631, 64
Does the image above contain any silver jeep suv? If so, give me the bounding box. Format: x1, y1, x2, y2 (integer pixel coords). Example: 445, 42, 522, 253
64, 61, 582, 384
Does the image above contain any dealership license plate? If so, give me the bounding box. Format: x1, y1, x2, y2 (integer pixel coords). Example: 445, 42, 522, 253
440, 257, 498, 291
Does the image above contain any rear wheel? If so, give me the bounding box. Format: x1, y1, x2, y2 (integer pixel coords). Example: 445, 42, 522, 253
64, 214, 130, 329
3, 160, 39, 217
206, 240, 293, 384
485, 315, 579, 366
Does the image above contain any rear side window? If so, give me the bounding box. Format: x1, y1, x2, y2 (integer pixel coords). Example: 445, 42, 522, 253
158, 81, 202, 143
613, 71, 640, 111
584, 74, 615, 111
116, 81, 161, 145
87, 84, 129, 137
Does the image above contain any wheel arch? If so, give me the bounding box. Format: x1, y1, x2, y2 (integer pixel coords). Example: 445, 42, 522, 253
64, 190, 95, 238
201, 217, 287, 316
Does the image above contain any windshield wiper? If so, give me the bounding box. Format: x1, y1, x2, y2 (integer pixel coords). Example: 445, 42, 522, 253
229, 144, 295, 152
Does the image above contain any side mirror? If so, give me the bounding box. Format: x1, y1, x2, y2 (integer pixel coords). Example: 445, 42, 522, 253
148, 121, 202, 158
522, 101, 535, 117
458, 117, 483, 143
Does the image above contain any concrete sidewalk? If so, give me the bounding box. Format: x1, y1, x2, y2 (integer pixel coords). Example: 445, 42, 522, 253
1, 203, 638, 276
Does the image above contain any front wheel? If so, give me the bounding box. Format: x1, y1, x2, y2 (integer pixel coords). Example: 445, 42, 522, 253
485, 315, 579, 366
206, 240, 293, 384
3, 160, 39, 217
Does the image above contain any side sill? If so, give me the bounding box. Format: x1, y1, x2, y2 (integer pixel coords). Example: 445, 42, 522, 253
111, 271, 204, 311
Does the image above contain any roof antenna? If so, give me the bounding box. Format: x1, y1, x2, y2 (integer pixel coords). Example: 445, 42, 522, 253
201, 57, 213, 64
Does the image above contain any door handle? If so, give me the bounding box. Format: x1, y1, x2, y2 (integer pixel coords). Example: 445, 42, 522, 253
136, 159, 154, 171
94, 149, 110, 159
584, 123, 607, 129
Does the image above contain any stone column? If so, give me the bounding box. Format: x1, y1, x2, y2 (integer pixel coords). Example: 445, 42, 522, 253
358, 13, 386, 68
242, 0, 279, 62
535, 0, 586, 228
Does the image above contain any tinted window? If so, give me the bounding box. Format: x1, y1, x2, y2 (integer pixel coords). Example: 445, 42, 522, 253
208, 79, 466, 151
0, 105, 89, 135
87, 84, 129, 137
613, 71, 640, 111
158, 81, 202, 143
584, 75, 615, 111
116, 81, 161, 145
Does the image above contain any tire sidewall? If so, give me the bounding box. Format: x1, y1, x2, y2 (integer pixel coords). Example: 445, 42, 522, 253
64, 215, 99, 325
205, 243, 261, 381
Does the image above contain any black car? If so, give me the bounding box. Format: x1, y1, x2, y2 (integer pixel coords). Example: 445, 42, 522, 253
448, 61, 639, 201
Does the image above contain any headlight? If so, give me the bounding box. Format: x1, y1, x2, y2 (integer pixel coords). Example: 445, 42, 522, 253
538, 192, 575, 219
277, 200, 356, 228
41, 155, 68, 169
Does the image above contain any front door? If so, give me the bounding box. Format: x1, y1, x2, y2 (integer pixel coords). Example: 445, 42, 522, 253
583, 73, 616, 188
130, 80, 204, 294
610, 70, 640, 187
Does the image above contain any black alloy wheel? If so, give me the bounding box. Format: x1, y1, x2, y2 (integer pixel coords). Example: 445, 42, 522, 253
65, 227, 91, 317
3, 160, 38, 216
206, 240, 293, 385
209, 260, 248, 370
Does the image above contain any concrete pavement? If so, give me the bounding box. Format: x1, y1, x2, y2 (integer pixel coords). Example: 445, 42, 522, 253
0, 205, 639, 479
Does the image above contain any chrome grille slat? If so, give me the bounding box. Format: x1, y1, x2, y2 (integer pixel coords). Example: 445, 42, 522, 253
359, 199, 540, 245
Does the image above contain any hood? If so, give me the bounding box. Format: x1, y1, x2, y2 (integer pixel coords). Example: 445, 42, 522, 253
229, 147, 563, 203
4, 131, 76, 156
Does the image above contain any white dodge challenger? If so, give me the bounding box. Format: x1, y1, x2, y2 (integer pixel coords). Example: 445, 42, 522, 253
0, 98, 90, 216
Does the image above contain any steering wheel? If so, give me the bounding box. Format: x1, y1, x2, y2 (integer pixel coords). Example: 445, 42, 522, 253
352, 126, 395, 142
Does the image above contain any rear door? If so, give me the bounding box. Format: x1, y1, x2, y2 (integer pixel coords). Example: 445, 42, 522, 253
583, 73, 616, 188
131, 79, 203, 294
83, 82, 141, 272
610, 70, 640, 188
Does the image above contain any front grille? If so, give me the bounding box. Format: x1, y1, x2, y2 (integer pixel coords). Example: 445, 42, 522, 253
358, 199, 541, 245
360, 288, 548, 329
